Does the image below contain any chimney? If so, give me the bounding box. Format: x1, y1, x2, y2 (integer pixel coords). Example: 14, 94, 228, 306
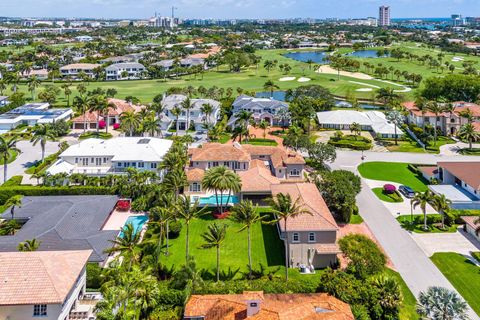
243, 291, 264, 317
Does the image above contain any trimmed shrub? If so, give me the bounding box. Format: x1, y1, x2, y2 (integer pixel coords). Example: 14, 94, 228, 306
168, 221, 182, 239
86, 263, 104, 289
472, 252, 480, 263
383, 184, 396, 194
0, 186, 114, 204
1, 175, 23, 187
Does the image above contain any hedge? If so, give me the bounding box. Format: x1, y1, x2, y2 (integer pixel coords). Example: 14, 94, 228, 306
25, 152, 60, 174
0, 186, 114, 204
328, 140, 371, 151
1, 175, 23, 187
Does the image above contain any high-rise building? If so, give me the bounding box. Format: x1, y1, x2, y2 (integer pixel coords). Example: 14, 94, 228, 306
379, 6, 391, 26
451, 14, 464, 26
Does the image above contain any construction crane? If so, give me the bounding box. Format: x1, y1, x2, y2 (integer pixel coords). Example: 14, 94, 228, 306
171, 6, 178, 19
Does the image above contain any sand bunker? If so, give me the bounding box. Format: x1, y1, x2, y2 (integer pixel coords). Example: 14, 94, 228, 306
279, 77, 296, 81
356, 88, 373, 92
298, 77, 311, 82
316, 65, 373, 80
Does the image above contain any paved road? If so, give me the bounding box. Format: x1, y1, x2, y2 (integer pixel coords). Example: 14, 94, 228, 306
331, 151, 480, 319
0, 140, 59, 183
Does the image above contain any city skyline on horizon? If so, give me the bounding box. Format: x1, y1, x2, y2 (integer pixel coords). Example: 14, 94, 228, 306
0, 0, 478, 20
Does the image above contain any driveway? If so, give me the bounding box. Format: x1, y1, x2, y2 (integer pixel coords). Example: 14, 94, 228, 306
411, 228, 480, 257
0, 140, 59, 183
439, 141, 480, 156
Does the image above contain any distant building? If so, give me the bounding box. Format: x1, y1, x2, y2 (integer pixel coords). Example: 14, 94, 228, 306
149, 16, 177, 28
379, 5, 391, 27
60, 63, 101, 79
228, 94, 290, 128
105, 62, 146, 80
451, 14, 464, 27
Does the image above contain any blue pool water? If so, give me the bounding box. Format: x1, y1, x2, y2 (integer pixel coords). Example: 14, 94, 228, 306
119, 215, 148, 238
193, 195, 240, 206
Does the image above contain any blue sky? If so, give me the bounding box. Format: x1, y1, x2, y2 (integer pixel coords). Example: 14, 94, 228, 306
0, 0, 478, 19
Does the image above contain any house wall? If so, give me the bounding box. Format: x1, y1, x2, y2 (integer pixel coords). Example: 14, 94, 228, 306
286, 164, 304, 179
286, 230, 337, 244
465, 224, 480, 242
190, 161, 249, 172
441, 168, 480, 199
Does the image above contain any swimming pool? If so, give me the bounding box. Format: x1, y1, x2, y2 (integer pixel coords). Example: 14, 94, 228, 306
119, 215, 148, 238
193, 195, 240, 206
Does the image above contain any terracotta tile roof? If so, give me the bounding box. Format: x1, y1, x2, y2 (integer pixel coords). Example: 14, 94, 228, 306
237, 160, 280, 192
0, 250, 91, 305
184, 292, 354, 320
312, 243, 342, 254
473, 122, 480, 132
187, 168, 205, 182
419, 166, 438, 177
72, 111, 98, 123
189, 143, 251, 162
403, 101, 480, 118
241, 145, 305, 168
438, 161, 480, 190
461, 216, 480, 230
71, 98, 145, 123
271, 183, 338, 232
60, 63, 100, 70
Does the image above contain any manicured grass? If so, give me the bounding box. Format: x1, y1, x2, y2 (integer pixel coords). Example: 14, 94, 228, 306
358, 162, 429, 192
0, 149, 19, 165
459, 148, 480, 155
162, 211, 285, 277
396, 215, 458, 233
329, 135, 372, 150
242, 138, 278, 146
424, 137, 456, 153
78, 131, 113, 140
431, 252, 480, 315
372, 187, 404, 203
384, 140, 426, 153
384, 268, 419, 320
350, 214, 364, 224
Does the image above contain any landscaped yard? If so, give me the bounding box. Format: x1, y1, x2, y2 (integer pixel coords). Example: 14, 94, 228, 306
328, 134, 372, 151
431, 252, 480, 315
242, 138, 278, 146
372, 187, 404, 203
78, 131, 113, 140
459, 148, 480, 156
358, 162, 429, 192
396, 214, 458, 233
0, 149, 19, 165
384, 268, 418, 320
383, 137, 456, 154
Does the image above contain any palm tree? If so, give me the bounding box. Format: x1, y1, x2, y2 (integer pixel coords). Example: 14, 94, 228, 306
431, 194, 452, 230
414, 97, 429, 129
411, 190, 434, 231
349, 122, 361, 139
417, 286, 468, 320
263, 80, 279, 98
268, 193, 311, 281
30, 124, 56, 163
258, 119, 270, 138
142, 116, 161, 137
105, 223, 141, 271
202, 166, 242, 214
150, 206, 174, 258
181, 97, 193, 132
200, 103, 214, 125
73, 95, 93, 134
200, 222, 228, 282
175, 195, 209, 262
120, 111, 141, 137
171, 106, 182, 136
376, 88, 399, 106
5, 195, 22, 220
17, 238, 41, 251
386, 110, 404, 145
27, 75, 41, 100
229, 200, 266, 278
458, 123, 480, 149
427, 101, 445, 146
163, 169, 188, 199
0, 136, 20, 183
96, 97, 117, 134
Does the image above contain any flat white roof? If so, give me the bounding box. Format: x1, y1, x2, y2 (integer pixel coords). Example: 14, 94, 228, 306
429, 185, 477, 202
60, 137, 173, 162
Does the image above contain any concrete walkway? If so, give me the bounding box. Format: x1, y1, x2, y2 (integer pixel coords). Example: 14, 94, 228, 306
411, 228, 480, 257
439, 142, 480, 156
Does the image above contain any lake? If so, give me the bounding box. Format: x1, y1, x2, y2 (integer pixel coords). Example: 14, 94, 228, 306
346, 50, 390, 58
284, 50, 387, 63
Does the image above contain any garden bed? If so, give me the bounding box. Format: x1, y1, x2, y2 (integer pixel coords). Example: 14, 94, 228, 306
241, 138, 278, 146
396, 214, 458, 233
328, 134, 372, 150
372, 187, 403, 203
79, 131, 113, 140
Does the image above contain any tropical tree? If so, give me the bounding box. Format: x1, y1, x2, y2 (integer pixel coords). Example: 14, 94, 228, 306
142, 116, 161, 137
27, 75, 41, 100
200, 222, 228, 282
268, 193, 311, 281
73, 94, 93, 134
0, 136, 19, 183
17, 238, 41, 251
376, 88, 400, 106
150, 206, 174, 258
349, 122, 361, 139
120, 111, 141, 136
427, 101, 445, 146
5, 195, 22, 220
175, 195, 208, 262
171, 106, 182, 135
258, 119, 270, 138
386, 110, 405, 145
105, 223, 141, 271
417, 286, 468, 320
181, 97, 193, 132
229, 200, 265, 278
263, 80, 279, 98
431, 194, 452, 230
95, 97, 117, 134
411, 190, 434, 231
458, 123, 480, 149
201, 166, 242, 214
200, 103, 214, 126
30, 124, 56, 162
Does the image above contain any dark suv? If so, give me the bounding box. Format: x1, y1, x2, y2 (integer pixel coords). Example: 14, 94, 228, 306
399, 185, 415, 198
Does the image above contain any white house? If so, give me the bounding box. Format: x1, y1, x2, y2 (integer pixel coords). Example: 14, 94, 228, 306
47, 137, 173, 176
60, 63, 100, 78
160, 94, 221, 132
316, 110, 403, 139
228, 94, 290, 127
105, 62, 146, 80
0, 250, 93, 320
0, 103, 73, 133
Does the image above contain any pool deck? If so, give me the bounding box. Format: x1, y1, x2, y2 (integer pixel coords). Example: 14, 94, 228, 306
102, 209, 143, 231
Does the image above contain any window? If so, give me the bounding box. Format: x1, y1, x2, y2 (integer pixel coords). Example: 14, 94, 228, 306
250, 302, 258, 307
75, 157, 78, 164
33, 304, 47, 317
103, 157, 108, 163
292, 232, 299, 243
223, 161, 229, 167
118, 162, 122, 167
233, 161, 240, 170
138, 162, 144, 168
308, 232, 315, 242
190, 182, 201, 192
151, 163, 157, 169
213, 161, 219, 167
290, 168, 300, 177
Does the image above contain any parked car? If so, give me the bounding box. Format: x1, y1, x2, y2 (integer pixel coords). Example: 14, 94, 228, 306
399, 185, 415, 198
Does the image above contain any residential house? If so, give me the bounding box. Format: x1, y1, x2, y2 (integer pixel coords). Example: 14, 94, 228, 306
99, 56, 136, 64
60, 63, 100, 78
0, 250, 93, 320
20, 68, 49, 80
184, 291, 354, 320
0, 196, 123, 264
423, 161, 480, 209
403, 101, 480, 136
48, 137, 173, 176
105, 62, 146, 80
461, 216, 480, 242
160, 94, 221, 132
0, 103, 73, 134
71, 98, 145, 130
316, 110, 403, 139
229, 94, 290, 127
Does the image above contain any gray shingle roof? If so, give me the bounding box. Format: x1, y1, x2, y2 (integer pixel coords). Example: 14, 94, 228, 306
0, 195, 119, 262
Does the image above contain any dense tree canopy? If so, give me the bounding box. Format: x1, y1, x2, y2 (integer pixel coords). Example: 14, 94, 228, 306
420, 74, 480, 102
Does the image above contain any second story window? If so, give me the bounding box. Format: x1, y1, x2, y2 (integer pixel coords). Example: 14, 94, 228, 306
33, 304, 47, 317
292, 232, 299, 243
308, 232, 315, 242
290, 168, 300, 177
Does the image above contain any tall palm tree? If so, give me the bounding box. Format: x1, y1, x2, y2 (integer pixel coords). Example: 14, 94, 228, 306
175, 195, 209, 262
268, 193, 311, 281
263, 80, 279, 98
258, 119, 270, 138
142, 116, 161, 137
458, 123, 480, 149
411, 190, 434, 231
431, 194, 452, 230
181, 97, 193, 132
120, 111, 141, 137
414, 97, 429, 129
349, 122, 361, 139
201, 166, 242, 214
0, 136, 19, 183
95, 97, 117, 134
30, 124, 56, 162
417, 286, 468, 320
105, 223, 141, 271
73, 94, 93, 134
17, 238, 41, 251
229, 200, 266, 278
171, 106, 182, 136
5, 195, 22, 220
427, 101, 445, 146
163, 169, 188, 199
150, 206, 174, 258
200, 103, 214, 125
27, 75, 41, 100
200, 222, 228, 282
386, 110, 404, 145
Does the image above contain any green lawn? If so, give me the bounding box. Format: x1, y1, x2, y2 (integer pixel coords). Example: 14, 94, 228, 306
396, 215, 458, 233
372, 187, 404, 203
0, 149, 19, 165
431, 252, 480, 315
384, 268, 419, 320
242, 138, 278, 146
383, 137, 456, 154
349, 214, 364, 224
459, 148, 480, 156
358, 162, 429, 192
162, 211, 285, 277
